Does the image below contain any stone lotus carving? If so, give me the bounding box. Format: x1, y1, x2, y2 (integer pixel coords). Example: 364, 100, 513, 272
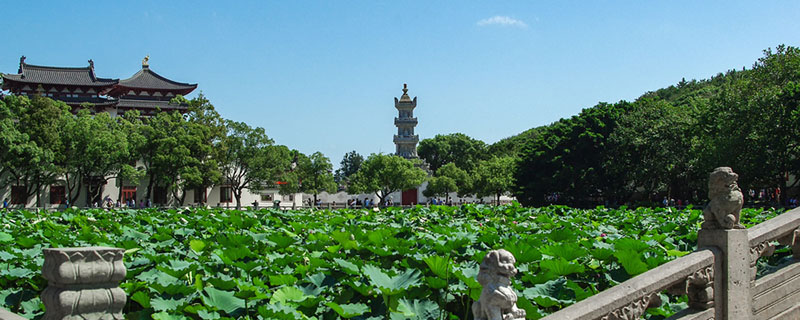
472, 249, 526, 320
41, 247, 126, 320
702, 167, 744, 230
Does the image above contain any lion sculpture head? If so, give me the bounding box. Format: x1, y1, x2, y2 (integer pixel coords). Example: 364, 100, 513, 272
703, 167, 744, 229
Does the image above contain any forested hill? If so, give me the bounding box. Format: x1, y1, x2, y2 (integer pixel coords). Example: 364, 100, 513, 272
493, 68, 749, 158
506, 45, 799, 207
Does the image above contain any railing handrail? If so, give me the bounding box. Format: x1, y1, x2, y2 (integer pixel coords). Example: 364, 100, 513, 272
541, 248, 717, 320
748, 207, 800, 246
0, 308, 26, 320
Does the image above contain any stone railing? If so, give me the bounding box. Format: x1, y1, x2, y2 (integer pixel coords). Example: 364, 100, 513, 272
542, 249, 719, 320
543, 167, 800, 320
747, 207, 800, 319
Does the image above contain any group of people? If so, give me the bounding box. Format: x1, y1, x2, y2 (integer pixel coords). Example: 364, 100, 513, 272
661, 197, 691, 208
91, 196, 152, 209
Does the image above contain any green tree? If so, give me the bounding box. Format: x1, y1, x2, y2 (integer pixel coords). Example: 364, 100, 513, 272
474, 156, 516, 205
348, 154, 427, 206
0, 96, 59, 206
219, 120, 292, 210
514, 102, 631, 207
298, 152, 337, 204
180, 94, 225, 201
488, 127, 544, 158
422, 163, 472, 199
417, 133, 487, 172
140, 111, 194, 206
61, 109, 131, 205
698, 45, 800, 204
334, 150, 364, 185
115, 110, 147, 203
606, 98, 696, 200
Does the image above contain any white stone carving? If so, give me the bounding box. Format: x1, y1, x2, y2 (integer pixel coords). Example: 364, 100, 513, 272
41, 247, 126, 320
472, 249, 526, 320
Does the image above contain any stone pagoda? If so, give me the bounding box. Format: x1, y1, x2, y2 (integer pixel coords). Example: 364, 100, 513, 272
393, 84, 419, 159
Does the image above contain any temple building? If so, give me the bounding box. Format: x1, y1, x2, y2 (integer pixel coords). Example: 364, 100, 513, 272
1, 56, 118, 111
1, 56, 196, 115
393, 84, 419, 159
106, 56, 197, 116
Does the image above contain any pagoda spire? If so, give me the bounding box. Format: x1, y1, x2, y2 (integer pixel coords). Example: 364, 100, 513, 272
393, 84, 419, 159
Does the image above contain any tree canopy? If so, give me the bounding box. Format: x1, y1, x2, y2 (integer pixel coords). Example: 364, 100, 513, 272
348, 154, 427, 205
417, 133, 487, 172
218, 120, 292, 209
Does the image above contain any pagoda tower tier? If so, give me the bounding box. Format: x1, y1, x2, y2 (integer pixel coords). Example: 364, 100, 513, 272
394, 84, 419, 159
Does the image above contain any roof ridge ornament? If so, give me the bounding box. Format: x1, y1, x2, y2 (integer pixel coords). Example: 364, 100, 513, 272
88, 59, 94, 70
19, 56, 26, 75
142, 55, 149, 68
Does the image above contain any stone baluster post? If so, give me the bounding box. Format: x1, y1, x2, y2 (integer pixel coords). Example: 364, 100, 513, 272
41, 247, 126, 320
697, 167, 750, 319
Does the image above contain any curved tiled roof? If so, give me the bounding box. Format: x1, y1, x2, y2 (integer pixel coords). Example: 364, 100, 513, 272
117, 98, 188, 110
3, 63, 118, 87
118, 67, 197, 91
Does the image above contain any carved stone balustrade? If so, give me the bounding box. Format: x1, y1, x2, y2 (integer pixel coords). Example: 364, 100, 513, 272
41, 247, 126, 320
541, 248, 719, 320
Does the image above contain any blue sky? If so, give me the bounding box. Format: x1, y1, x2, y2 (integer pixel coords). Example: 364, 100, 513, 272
3, 1, 799, 167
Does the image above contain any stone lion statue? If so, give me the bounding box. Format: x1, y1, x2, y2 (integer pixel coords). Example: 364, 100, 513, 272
472, 249, 526, 320
702, 167, 744, 230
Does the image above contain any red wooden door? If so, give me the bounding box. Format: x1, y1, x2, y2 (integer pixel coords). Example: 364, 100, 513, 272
122, 186, 137, 202
402, 189, 418, 205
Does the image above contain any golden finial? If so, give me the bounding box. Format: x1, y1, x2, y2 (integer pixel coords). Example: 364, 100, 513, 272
142, 55, 150, 67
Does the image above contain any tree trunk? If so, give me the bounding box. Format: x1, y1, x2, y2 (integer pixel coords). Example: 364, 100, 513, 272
66, 173, 82, 206
35, 183, 41, 208
234, 189, 242, 210
86, 181, 93, 207
375, 191, 385, 208
117, 177, 123, 203
177, 189, 186, 207
145, 174, 155, 201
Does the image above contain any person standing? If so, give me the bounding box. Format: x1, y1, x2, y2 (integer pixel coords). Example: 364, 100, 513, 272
2, 198, 8, 209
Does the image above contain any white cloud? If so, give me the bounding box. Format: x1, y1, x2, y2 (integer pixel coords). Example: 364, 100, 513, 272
477, 16, 528, 28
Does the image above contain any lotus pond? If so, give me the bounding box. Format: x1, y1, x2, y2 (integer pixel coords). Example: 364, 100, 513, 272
0, 204, 780, 319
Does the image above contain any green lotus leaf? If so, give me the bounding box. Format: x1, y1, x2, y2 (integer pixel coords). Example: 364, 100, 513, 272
269, 274, 297, 286
270, 286, 309, 305
363, 264, 422, 295
614, 249, 649, 276
539, 258, 584, 276
422, 255, 450, 279
326, 302, 370, 318
202, 287, 245, 314
541, 243, 587, 261
151, 297, 186, 312
130, 291, 151, 308
0, 232, 13, 243
391, 298, 438, 320
614, 238, 650, 253
189, 239, 206, 253
334, 257, 360, 275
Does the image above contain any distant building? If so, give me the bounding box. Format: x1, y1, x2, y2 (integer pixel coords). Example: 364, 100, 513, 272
393, 84, 419, 159
1, 56, 196, 116
0, 56, 303, 209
